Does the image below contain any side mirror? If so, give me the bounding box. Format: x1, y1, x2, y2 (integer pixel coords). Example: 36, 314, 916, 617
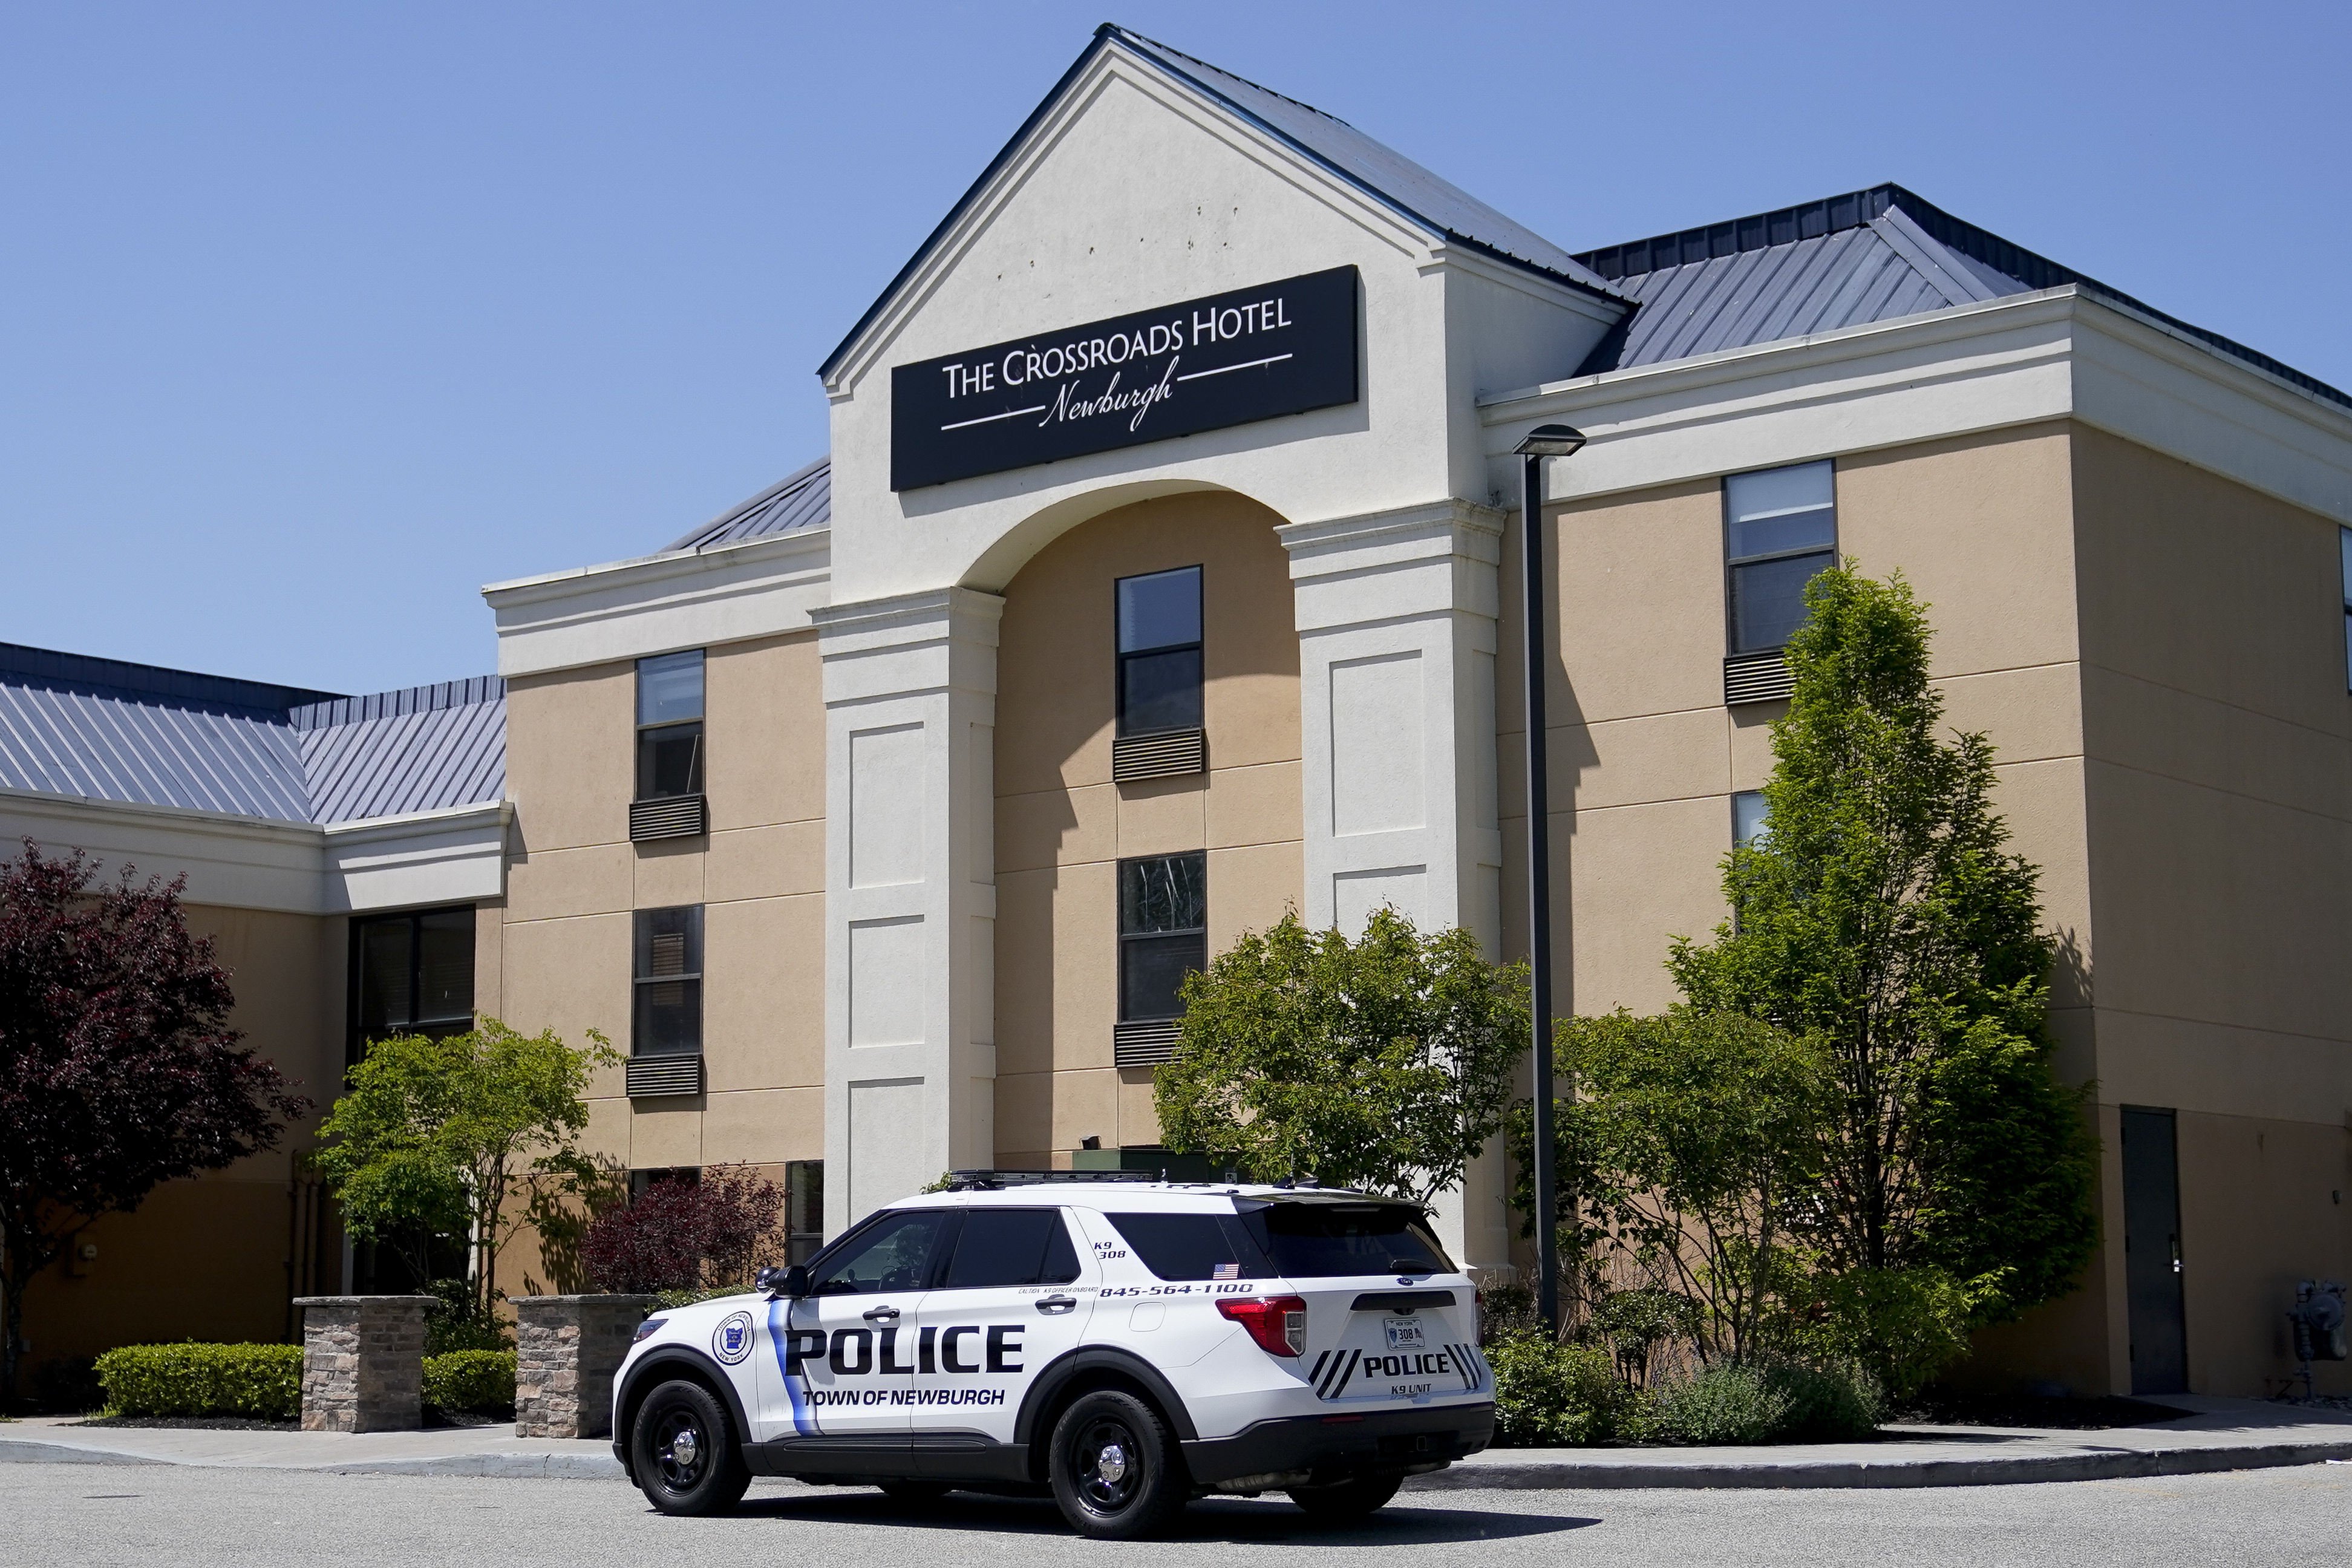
757, 1264, 810, 1299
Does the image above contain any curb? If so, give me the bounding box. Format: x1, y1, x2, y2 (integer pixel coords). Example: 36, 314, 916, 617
1404, 1437, 2352, 1490
7, 1434, 2349, 1489
0, 1438, 622, 1480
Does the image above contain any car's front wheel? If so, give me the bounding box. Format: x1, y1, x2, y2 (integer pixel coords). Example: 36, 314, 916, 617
630, 1378, 752, 1516
1287, 1473, 1402, 1519
1047, 1390, 1187, 1539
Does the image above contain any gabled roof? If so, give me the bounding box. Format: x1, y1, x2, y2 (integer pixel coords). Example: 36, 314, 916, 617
0, 641, 505, 825
1570, 184, 2351, 410
817, 24, 1625, 382
665, 456, 831, 552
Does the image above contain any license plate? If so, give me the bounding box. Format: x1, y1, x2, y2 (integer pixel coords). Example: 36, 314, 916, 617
1382, 1317, 1426, 1350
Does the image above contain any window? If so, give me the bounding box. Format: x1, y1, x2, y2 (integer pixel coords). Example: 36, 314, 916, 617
1725, 461, 1836, 655
2341, 528, 2351, 690
938, 1209, 1082, 1290
786, 1160, 825, 1264
1237, 1201, 1455, 1278
1119, 852, 1206, 1022
1105, 1212, 1271, 1281
805, 1209, 950, 1297
636, 649, 705, 800
632, 906, 703, 1056
1116, 566, 1202, 736
348, 905, 475, 1062
1732, 790, 1771, 846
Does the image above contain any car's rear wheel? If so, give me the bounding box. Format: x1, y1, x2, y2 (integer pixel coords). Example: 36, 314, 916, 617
1287, 1473, 1402, 1519
1048, 1390, 1187, 1539
630, 1378, 752, 1517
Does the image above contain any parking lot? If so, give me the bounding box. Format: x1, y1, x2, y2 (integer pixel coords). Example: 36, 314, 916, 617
8, 1461, 2350, 1567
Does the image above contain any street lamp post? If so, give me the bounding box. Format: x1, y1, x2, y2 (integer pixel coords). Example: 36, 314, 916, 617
1513, 422, 1585, 1336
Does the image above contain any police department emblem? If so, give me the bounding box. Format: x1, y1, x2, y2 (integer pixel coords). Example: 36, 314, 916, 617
712, 1311, 754, 1365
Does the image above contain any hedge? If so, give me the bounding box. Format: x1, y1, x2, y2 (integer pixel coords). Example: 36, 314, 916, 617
93, 1343, 302, 1420
423, 1349, 516, 1413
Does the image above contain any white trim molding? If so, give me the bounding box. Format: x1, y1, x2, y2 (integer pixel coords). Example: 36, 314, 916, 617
0, 786, 512, 916
484, 528, 831, 678
1479, 287, 2352, 526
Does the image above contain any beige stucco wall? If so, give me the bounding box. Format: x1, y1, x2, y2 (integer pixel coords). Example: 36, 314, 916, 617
2070, 424, 2352, 1396
993, 491, 1303, 1168
494, 630, 828, 1212
21, 902, 343, 1371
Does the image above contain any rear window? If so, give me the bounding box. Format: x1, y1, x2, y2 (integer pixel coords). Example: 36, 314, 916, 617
1105, 1202, 1454, 1280
1241, 1203, 1454, 1277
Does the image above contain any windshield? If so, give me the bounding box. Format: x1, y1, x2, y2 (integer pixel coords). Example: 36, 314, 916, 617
1105, 1201, 1454, 1281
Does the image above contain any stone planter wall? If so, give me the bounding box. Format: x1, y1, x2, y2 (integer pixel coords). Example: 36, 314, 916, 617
514, 1295, 656, 1439
293, 1295, 434, 1432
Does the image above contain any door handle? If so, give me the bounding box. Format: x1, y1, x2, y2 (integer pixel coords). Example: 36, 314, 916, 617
1036, 1295, 1078, 1316
863, 1305, 901, 1322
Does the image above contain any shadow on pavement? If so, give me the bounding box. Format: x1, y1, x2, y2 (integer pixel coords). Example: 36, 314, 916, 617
730, 1486, 1599, 1544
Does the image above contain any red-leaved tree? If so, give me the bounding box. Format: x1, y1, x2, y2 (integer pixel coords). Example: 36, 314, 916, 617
579, 1165, 785, 1295
0, 843, 310, 1403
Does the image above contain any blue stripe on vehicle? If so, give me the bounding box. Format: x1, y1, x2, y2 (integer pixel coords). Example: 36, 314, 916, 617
767, 1299, 817, 1436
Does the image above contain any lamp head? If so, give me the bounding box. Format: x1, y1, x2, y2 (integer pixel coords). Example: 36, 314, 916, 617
1514, 423, 1587, 459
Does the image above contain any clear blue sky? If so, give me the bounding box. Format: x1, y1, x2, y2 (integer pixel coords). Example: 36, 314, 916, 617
6, 1, 2346, 695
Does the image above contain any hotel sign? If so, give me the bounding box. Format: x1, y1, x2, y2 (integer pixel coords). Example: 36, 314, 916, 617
890, 266, 1359, 491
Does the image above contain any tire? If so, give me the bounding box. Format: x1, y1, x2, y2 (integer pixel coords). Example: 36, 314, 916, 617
1287, 1474, 1402, 1520
878, 1480, 952, 1503
1047, 1390, 1189, 1540
630, 1378, 753, 1517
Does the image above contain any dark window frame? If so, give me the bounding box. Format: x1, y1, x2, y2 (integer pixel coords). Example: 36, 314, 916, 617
345, 904, 476, 1065
635, 648, 707, 802
632, 904, 704, 1057
1723, 460, 1838, 656
1118, 852, 1207, 1024
1114, 564, 1204, 738
2340, 526, 2351, 693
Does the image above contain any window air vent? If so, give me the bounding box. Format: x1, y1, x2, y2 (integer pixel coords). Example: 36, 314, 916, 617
625, 1054, 704, 1099
1112, 728, 1206, 782
1113, 1019, 1183, 1068
630, 794, 707, 841
1723, 652, 1794, 706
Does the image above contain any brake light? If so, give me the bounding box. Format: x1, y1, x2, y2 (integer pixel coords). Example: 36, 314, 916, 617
1217, 1295, 1307, 1357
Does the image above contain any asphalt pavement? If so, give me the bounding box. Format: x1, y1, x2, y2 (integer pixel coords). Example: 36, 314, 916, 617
5, 1460, 2348, 1567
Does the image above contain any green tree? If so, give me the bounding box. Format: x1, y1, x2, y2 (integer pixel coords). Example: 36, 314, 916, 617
313, 1019, 618, 1318
1154, 908, 1527, 1204
1666, 565, 2096, 1322
1513, 1008, 1832, 1363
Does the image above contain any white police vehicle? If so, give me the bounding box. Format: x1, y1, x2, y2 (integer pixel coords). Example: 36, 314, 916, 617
612, 1175, 1494, 1537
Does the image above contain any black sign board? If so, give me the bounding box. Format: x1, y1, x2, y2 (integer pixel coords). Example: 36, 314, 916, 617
890, 266, 1359, 491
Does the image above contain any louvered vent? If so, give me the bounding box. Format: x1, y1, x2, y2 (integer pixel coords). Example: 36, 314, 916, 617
1113, 1020, 1183, 1068
1112, 728, 1206, 782
626, 1055, 704, 1099
1723, 652, 1795, 705
630, 794, 707, 841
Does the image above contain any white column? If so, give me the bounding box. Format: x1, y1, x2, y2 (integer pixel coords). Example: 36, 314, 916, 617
812, 587, 1001, 1232
1280, 498, 1511, 1273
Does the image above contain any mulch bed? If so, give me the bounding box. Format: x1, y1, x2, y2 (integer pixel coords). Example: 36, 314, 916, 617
1895, 1393, 2192, 1429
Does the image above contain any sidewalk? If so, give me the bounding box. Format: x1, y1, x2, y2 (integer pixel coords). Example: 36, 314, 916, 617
4, 1396, 2348, 1489
1413, 1397, 2352, 1489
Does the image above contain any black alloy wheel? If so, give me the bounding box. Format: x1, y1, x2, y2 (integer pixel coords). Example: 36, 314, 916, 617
1048, 1390, 1187, 1539
1287, 1472, 1403, 1519
630, 1379, 752, 1517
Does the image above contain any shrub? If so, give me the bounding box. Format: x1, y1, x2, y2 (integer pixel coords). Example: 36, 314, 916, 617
1488, 1332, 1646, 1447
421, 1349, 516, 1413
94, 1343, 302, 1420
422, 1278, 514, 1354
580, 1166, 785, 1294
1794, 1266, 1982, 1400
1652, 1358, 1882, 1445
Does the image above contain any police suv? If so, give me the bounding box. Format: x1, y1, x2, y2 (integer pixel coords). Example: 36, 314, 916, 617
611, 1177, 1494, 1537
